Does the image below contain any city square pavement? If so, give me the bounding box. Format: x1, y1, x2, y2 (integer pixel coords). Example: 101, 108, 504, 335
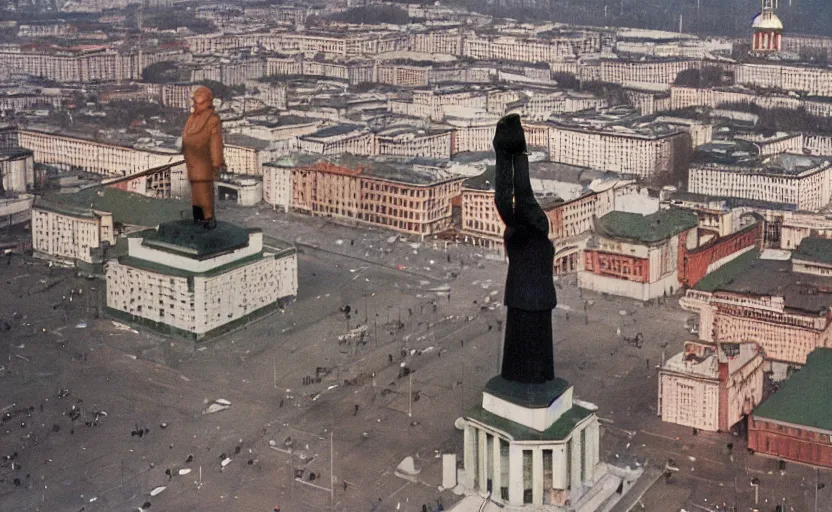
0, 202, 828, 512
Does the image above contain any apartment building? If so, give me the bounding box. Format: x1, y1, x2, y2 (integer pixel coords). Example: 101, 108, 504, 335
659, 341, 764, 432
505, 90, 605, 121
10, 128, 181, 177
548, 108, 689, 179
689, 151, 832, 211
376, 127, 453, 160
680, 246, 832, 375
262, 155, 465, 237
735, 62, 832, 96
452, 122, 549, 155
32, 198, 115, 264
599, 58, 701, 85
376, 63, 431, 87
408, 30, 463, 55
297, 124, 376, 156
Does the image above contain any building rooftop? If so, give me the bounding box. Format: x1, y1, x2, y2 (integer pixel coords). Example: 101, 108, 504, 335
596, 209, 698, 243
265, 154, 464, 186
549, 106, 684, 139
697, 256, 832, 315
793, 237, 832, 265
753, 348, 832, 433
40, 188, 190, 227
0, 148, 34, 160
692, 248, 761, 292
694, 145, 832, 176
302, 123, 367, 139
663, 341, 762, 380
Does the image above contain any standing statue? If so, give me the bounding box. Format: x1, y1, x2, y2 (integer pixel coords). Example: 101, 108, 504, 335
493, 114, 558, 384
182, 85, 226, 230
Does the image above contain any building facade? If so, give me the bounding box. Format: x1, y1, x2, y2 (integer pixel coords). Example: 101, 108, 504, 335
689, 154, 832, 211
264, 156, 465, 237
105, 223, 297, 340
32, 199, 115, 264
659, 341, 764, 432
579, 210, 699, 301
748, 348, 832, 468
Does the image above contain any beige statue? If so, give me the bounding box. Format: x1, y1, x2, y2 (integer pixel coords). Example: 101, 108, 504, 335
182, 86, 226, 229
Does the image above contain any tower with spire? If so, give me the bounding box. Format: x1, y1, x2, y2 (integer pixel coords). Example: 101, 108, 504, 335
752, 0, 783, 53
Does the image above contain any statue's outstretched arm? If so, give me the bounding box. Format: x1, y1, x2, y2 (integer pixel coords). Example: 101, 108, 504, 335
512, 153, 549, 236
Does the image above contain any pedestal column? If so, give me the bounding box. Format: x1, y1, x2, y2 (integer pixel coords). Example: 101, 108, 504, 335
463, 424, 476, 489
508, 444, 524, 506
478, 429, 488, 493
492, 437, 502, 498
570, 432, 583, 501
532, 447, 544, 505
584, 422, 597, 484
552, 443, 567, 489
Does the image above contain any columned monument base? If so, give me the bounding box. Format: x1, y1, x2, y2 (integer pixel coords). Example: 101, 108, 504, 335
455, 374, 602, 509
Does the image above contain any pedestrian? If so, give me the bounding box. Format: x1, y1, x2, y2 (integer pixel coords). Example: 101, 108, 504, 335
343, 480, 348, 491
646, 358, 650, 369
388, 354, 393, 364
354, 404, 359, 416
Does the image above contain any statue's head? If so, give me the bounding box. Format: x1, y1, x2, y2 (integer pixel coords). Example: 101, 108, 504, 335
191, 86, 214, 114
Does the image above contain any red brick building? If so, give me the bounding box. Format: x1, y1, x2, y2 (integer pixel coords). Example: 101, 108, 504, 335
679, 221, 763, 288
748, 348, 832, 468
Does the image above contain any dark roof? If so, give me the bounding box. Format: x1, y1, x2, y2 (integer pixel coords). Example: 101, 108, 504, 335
141, 220, 254, 259
0, 148, 34, 160
597, 209, 698, 243
225, 133, 271, 151
41, 188, 190, 227
668, 190, 799, 212
704, 258, 832, 315
753, 348, 832, 433
463, 165, 496, 191
794, 238, 832, 265
304, 124, 366, 139
693, 248, 761, 292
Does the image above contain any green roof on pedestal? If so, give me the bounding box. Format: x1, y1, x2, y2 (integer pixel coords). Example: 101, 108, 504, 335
141, 219, 256, 259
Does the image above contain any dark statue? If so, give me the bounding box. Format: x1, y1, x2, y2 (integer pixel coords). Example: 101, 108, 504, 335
182, 86, 226, 230
493, 114, 558, 384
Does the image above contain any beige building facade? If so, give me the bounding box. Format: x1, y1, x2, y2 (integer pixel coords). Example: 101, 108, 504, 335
32, 199, 115, 264
659, 341, 764, 432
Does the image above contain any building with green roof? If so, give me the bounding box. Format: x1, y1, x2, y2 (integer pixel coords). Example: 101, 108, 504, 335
748, 348, 832, 468
579, 208, 699, 301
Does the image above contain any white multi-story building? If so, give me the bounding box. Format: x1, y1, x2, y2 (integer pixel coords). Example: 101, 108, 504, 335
105, 222, 297, 340
0, 148, 35, 194
659, 341, 764, 432
689, 153, 832, 211
12, 128, 181, 177
547, 111, 688, 179
298, 124, 376, 155
32, 199, 115, 264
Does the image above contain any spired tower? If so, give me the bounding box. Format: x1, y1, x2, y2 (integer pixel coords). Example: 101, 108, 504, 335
752, 0, 783, 53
